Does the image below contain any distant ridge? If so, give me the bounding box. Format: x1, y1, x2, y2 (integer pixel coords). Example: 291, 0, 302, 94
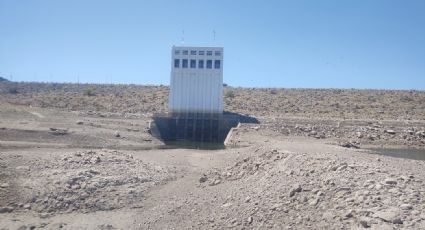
0, 76, 10, 82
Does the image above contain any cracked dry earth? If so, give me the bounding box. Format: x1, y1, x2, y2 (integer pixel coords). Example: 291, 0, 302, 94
0, 103, 424, 229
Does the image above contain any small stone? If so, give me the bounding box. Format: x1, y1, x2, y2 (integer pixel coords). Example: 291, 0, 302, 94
356, 196, 364, 202
345, 210, 354, 219
364, 180, 375, 185
114, 131, 120, 137
385, 129, 396, 135
341, 142, 359, 149
245, 196, 251, 203
50, 223, 65, 229
90, 156, 101, 164
76, 120, 84, 125
392, 218, 403, 224
309, 198, 319, 206
337, 164, 348, 171
0, 183, 9, 188
270, 204, 280, 211
209, 179, 221, 186
289, 184, 302, 197
385, 178, 397, 185
416, 131, 425, 138
199, 175, 208, 183
400, 204, 413, 210
247, 216, 253, 224
71, 184, 81, 190
221, 202, 232, 208
15, 166, 30, 171
374, 208, 401, 223
23, 204, 31, 209
359, 219, 370, 228
16, 226, 27, 230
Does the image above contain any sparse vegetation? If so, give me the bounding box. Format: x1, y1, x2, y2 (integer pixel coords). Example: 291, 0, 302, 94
225, 90, 235, 98
83, 87, 97, 96
7, 86, 18, 94
0, 82, 424, 120
367, 96, 377, 102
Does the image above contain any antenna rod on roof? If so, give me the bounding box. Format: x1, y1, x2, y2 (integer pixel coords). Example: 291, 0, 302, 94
181, 30, 185, 45
213, 30, 216, 44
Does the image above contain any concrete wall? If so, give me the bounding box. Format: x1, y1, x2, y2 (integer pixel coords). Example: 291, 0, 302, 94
151, 114, 239, 143
169, 46, 223, 114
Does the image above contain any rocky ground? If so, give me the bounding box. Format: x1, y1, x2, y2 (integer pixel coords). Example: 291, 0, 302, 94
196, 129, 425, 229
0, 82, 424, 229
1, 82, 424, 120
2, 149, 175, 215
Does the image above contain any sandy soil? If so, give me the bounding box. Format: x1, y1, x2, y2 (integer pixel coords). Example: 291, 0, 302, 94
1, 83, 425, 229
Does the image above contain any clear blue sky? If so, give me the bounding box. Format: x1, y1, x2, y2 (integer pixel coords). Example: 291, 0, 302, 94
1, 0, 424, 89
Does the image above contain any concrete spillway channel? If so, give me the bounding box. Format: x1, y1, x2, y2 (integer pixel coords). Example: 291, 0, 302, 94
150, 113, 240, 145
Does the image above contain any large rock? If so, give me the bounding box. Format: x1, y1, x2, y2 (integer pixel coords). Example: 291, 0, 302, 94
374, 208, 403, 224
0, 206, 14, 213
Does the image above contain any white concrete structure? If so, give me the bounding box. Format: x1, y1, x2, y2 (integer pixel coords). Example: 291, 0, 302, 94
169, 46, 223, 115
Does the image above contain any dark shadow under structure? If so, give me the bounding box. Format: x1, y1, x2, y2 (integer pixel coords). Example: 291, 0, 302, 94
150, 112, 258, 145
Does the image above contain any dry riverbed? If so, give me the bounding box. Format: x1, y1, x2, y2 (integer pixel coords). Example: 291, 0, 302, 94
1, 83, 425, 229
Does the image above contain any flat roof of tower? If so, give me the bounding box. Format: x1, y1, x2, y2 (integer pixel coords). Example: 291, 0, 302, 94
172, 45, 223, 49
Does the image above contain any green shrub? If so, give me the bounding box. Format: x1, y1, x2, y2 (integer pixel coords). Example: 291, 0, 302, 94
84, 87, 96, 96
225, 90, 235, 98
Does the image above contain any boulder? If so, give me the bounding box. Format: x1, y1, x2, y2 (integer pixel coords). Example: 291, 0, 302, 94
385, 130, 396, 135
